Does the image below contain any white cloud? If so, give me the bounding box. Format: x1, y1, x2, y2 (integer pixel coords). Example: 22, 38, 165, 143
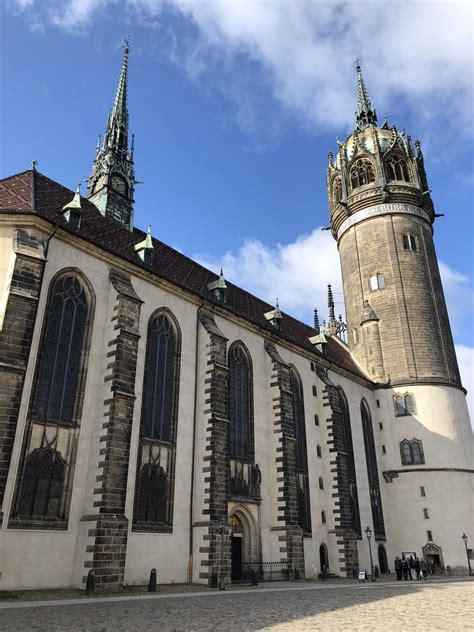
195, 228, 342, 327
8, 1, 473, 136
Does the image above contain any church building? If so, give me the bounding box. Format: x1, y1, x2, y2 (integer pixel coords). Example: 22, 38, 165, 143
0, 45, 472, 591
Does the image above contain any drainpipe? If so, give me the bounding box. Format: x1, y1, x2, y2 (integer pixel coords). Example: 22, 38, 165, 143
188, 302, 204, 582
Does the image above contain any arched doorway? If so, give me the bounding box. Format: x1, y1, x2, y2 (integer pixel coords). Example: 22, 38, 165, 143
378, 544, 389, 574
319, 543, 329, 574
229, 505, 259, 583
422, 543, 444, 575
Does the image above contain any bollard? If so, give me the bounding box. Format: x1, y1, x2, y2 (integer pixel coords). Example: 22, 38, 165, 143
148, 568, 157, 592
85, 569, 95, 595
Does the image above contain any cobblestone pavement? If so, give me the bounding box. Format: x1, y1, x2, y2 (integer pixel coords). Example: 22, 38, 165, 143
0, 579, 472, 631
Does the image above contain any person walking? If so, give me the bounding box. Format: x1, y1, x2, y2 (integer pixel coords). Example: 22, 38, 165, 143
414, 555, 421, 580
419, 558, 428, 581
401, 556, 408, 580
408, 556, 415, 580
394, 557, 402, 581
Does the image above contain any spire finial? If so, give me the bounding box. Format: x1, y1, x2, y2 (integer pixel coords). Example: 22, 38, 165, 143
327, 284, 335, 321
31, 159, 38, 171
313, 308, 320, 334
354, 60, 377, 130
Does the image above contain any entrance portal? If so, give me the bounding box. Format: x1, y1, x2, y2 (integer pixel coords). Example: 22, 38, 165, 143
319, 544, 329, 574
378, 544, 388, 574
231, 535, 243, 581
422, 543, 444, 575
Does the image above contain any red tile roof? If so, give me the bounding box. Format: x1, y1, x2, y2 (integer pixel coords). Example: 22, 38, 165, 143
0, 169, 368, 382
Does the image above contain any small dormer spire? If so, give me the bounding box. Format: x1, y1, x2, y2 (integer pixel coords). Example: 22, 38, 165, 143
62, 182, 83, 228
207, 268, 227, 303
264, 299, 283, 330
355, 61, 377, 130
313, 308, 320, 334
134, 224, 154, 265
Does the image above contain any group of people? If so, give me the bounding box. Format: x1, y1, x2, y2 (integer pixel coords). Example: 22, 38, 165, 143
394, 554, 428, 581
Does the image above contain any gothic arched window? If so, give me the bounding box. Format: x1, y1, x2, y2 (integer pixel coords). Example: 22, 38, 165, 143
290, 369, 306, 469
361, 400, 385, 539
338, 388, 361, 535
141, 313, 178, 442
134, 311, 180, 530
228, 343, 253, 459
33, 274, 89, 424
135, 463, 168, 524
400, 439, 424, 465
16, 448, 66, 519
350, 159, 375, 190
385, 155, 410, 182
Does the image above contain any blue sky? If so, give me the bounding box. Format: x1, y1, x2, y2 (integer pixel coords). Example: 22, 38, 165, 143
1, 1, 473, 411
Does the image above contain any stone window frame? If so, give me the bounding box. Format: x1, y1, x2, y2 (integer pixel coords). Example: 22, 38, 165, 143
228, 341, 255, 462
369, 272, 385, 291
399, 438, 424, 466
402, 234, 418, 251
349, 158, 376, 190
9, 268, 95, 530
132, 307, 181, 533
384, 153, 411, 183
394, 393, 415, 417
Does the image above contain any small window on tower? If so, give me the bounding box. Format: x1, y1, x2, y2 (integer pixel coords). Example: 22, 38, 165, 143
420, 486, 426, 497
427, 530, 433, 541
319, 477, 324, 490
316, 444, 322, 458
403, 235, 410, 250
382, 445, 386, 454
310, 361, 315, 372
314, 414, 319, 426
394, 393, 415, 416
312, 385, 317, 397
400, 439, 424, 465
402, 234, 418, 251
369, 273, 385, 291
410, 236, 417, 251
321, 510, 326, 524
423, 508, 430, 519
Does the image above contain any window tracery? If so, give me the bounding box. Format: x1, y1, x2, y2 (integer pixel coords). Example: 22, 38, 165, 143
385, 155, 411, 182
350, 159, 375, 190
16, 448, 66, 519
228, 343, 253, 459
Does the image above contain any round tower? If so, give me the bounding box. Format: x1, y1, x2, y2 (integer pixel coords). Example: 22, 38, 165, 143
327, 64, 473, 572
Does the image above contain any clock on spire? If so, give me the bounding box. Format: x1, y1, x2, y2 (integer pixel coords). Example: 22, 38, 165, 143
87, 39, 136, 230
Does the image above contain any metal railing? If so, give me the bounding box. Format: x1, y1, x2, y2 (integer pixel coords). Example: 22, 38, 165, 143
241, 561, 292, 582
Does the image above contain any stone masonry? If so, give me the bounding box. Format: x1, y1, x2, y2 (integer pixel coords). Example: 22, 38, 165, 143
82, 269, 142, 591
0, 229, 46, 525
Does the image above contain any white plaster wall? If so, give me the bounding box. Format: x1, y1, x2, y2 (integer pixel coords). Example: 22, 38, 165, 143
1, 231, 114, 589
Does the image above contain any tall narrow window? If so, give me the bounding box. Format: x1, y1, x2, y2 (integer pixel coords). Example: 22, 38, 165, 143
228, 343, 253, 459
134, 311, 180, 530
11, 272, 93, 528
33, 274, 88, 424
361, 400, 386, 539
290, 368, 311, 532
336, 389, 361, 536
141, 314, 177, 442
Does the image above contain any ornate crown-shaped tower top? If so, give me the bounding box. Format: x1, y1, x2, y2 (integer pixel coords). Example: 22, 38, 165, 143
88, 40, 136, 231
327, 63, 433, 241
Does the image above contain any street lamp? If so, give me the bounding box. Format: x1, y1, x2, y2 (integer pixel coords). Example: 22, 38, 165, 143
219, 517, 228, 590
365, 526, 375, 582
462, 534, 472, 577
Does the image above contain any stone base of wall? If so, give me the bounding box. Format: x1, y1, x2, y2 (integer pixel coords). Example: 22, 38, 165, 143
82, 514, 129, 591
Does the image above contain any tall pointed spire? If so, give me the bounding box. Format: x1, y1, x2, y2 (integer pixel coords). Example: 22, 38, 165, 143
104, 39, 130, 156
355, 61, 377, 130
88, 39, 136, 231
